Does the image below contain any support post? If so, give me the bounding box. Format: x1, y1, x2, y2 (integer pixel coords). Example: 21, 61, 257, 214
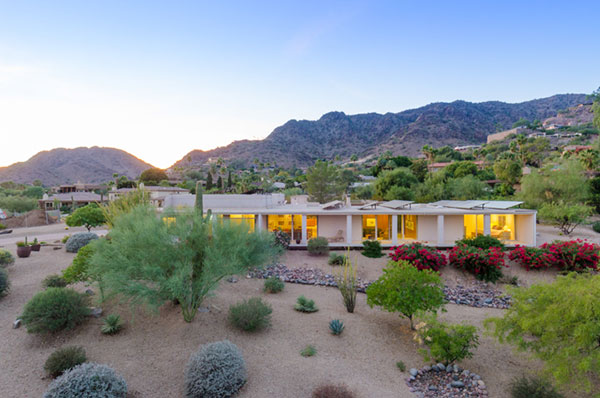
484, 214, 491, 236
346, 215, 353, 245
257, 214, 263, 231
392, 215, 398, 245
437, 215, 444, 246
301, 215, 308, 245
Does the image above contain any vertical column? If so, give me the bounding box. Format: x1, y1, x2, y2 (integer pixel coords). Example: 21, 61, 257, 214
391, 215, 398, 245
301, 215, 308, 245
346, 215, 353, 245
484, 214, 491, 236
437, 215, 444, 246
257, 214, 263, 231
532, 213, 537, 247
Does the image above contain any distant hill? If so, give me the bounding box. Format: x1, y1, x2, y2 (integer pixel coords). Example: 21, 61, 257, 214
171, 93, 587, 169
0, 147, 154, 186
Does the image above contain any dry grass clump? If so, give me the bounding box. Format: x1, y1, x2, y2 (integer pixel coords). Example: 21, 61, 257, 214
312, 383, 356, 398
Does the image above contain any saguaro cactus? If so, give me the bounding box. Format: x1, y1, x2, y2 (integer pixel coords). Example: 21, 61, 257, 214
195, 182, 203, 214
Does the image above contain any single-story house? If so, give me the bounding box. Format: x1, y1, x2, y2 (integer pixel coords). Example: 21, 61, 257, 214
163, 194, 536, 247
39, 192, 107, 210
53, 183, 104, 194
108, 185, 189, 208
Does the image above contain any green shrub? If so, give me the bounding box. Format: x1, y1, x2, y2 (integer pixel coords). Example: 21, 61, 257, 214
328, 252, 346, 265
65, 232, 98, 253
101, 314, 123, 335
44, 346, 87, 378
42, 274, 68, 289
61, 235, 71, 244
0, 222, 5, 230
295, 295, 318, 313
362, 240, 384, 258
185, 340, 246, 398
312, 384, 355, 398
396, 361, 406, 372
307, 236, 329, 256
300, 345, 317, 357
62, 244, 95, 284
273, 229, 291, 249
228, 297, 272, 332
417, 317, 479, 365
335, 254, 357, 313
263, 276, 284, 293
44, 363, 127, 398
329, 319, 344, 335
0, 249, 15, 267
0, 267, 9, 297
449, 245, 506, 283
593, 221, 600, 234
21, 288, 90, 333
65, 204, 105, 231
455, 235, 505, 249
509, 376, 564, 398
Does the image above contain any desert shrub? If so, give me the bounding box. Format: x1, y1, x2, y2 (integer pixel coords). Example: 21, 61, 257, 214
389, 243, 447, 271
366, 260, 445, 330
312, 384, 355, 398
335, 253, 357, 313
21, 288, 90, 333
62, 244, 95, 284
44, 346, 87, 378
362, 240, 383, 258
328, 252, 346, 265
509, 375, 564, 398
263, 276, 284, 293
396, 361, 406, 372
185, 340, 247, 398
42, 274, 68, 289
61, 235, 71, 244
273, 229, 291, 249
0, 267, 9, 297
542, 240, 599, 272
508, 246, 556, 270
101, 314, 123, 335
417, 317, 479, 365
295, 295, 318, 313
65, 204, 106, 231
593, 221, 600, 234
329, 319, 344, 335
0, 222, 5, 230
455, 235, 505, 250
228, 297, 272, 332
0, 249, 15, 267
65, 232, 98, 253
307, 236, 329, 256
449, 244, 506, 283
300, 345, 317, 357
44, 363, 127, 398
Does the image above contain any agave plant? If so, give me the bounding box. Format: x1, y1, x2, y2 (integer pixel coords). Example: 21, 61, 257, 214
329, 319, 345, 336
101, 314, 123, 335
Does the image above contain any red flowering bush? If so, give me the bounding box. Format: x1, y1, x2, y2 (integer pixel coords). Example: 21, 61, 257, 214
542, 240, 599, 272
449, 244, 506, 283
508, 246, 556, 270
389, 243, 446, 271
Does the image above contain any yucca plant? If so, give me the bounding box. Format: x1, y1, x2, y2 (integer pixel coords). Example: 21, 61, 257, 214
335, 250, 358, 313
329, 319, 345, 336
295, 295, 318, 313
101, 314, 123, 335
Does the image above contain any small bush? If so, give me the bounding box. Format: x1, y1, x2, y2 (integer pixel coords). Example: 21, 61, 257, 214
61, 235, 71, 244
185, 340, 246, 398
329, 319, 344, 335
44, 363, 127, 398
362, 240, 383, 258
456, 235, 505, 250
65, 232, 98, 253
273, 229, 291, 249
229, 297, 272, 332
0, 267, 9, 297
42, 274, 68, 289
295, 295, 318, 313
312, 384, 356, 398
101, 314, 124, 335
0, 222, 5, 230
417, 318, 479, 366
396, 361, 406, 372
328, 252, 346, 266
307, 236, 329, 256
62, 244, 95, 284
44, 346, 87, 378
263, 276, 284, 293
449, 244, 506, 283
21, 288, 90, 333
593, 221, 600, 234
300, 345, 317, 357
509, 375, 564, 398
389, 243, 447, 271
0, 249, 15, 267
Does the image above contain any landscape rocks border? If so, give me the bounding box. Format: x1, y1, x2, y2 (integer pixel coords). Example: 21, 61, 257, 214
407, 364, 488, 398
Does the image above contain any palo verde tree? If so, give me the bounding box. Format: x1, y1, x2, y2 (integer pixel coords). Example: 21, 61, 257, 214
139, 168, 168, 185
90, 205, 280, 322
65, 204, 106, 231
485, 272, 600, 396
305, 160, 345, 203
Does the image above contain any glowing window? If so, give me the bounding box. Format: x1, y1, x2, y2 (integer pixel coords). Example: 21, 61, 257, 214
229, 214, 255, 232
268, 215, 292, 236
463, 214, 484, 238
376, 215, 391, 240
306, 216, 318, 239
362, 216, 376, 240
490, 214, 515, 241
403, 215, 417, 240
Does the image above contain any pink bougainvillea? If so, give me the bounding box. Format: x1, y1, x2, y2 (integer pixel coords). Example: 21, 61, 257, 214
448, 244, 506, 283
509, 240, 598, 272
389, 243, 446, 271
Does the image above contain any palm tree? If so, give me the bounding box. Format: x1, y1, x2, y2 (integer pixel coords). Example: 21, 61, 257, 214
578, 149, 599, 172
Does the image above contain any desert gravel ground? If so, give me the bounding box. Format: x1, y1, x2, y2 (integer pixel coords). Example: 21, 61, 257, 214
0, 223, 594, 398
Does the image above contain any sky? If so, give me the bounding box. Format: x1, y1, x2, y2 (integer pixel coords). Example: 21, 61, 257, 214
0, 1, 598, 169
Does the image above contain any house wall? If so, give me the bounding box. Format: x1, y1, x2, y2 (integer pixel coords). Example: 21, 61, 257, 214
515, 214, 535, 246
417, 215, 437, 243
352, 215, 362, 242
318, 215, 346, 240
444, 215, 464, 243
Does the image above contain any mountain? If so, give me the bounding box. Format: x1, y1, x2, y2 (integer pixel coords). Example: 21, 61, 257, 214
0, 147, 154, 186
172, 94, 587, 169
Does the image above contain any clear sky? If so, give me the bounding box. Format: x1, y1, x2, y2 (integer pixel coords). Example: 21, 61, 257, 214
0, 0, 598, 168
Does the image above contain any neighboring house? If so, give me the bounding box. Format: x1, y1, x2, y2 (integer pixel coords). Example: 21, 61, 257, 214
453, 145, 481, 152
38, 192, 107, 210
108, 185, 189, 208
54, 182, 104, 194
272, 182, 286, 190
563, 145, 592, 155
487, 126, 532, 144
164, 194, 536, 247
427, 160, 485, 172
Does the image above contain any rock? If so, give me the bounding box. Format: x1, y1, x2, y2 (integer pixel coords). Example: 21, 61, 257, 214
422, 366, 431, 372
89, 307, 102, 318
226, 276, 238, 283
427, 385, 438, 391
431, 365, 439, 372
446, 366, 453, 373
198, 306, 210, 313
452, 375, 459, 381
85, 289, 94, 296
53, 246, 61, 250
477, 380, 486, 387
451, 381, 465, 388
473, 374, 481, 380
436, 363, 446, 371
453, 364, 460, 373
409, 368, 419, 377
12, 319, 21, 329
461, 370, 470, 377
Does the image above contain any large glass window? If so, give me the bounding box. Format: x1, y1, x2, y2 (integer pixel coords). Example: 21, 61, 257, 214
490, 214, 515, 241
403, 215, 417, 240
229, 214, 255, 232
268, 214, 292, 235
362, 215, 392, 241
362, 216, 376, 240
376, 215, 391, 240
268, 214, 311, 242
306, 216, 318, 239
292, 215, 302, 242
464, 214, 485, 238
